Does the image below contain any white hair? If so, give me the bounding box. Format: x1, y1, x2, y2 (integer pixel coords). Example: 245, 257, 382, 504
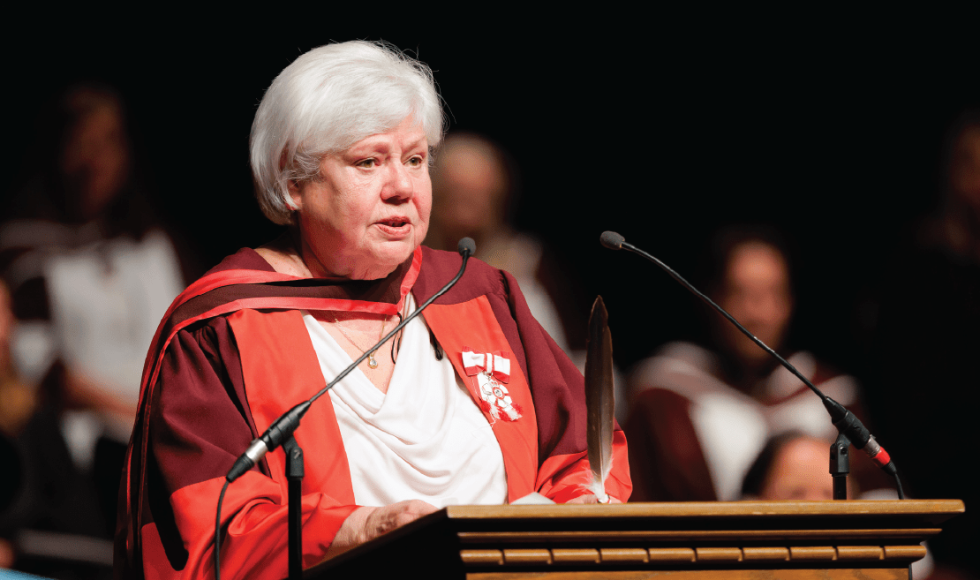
250, 41, 445, 225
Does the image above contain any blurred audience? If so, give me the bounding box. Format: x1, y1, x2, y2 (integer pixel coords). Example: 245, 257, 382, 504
740, 432, 836, 501
0, 275, 112, 576
1, 280, 28, 569
427, 132, 629, 421
624, 226, 884, 502
0, 84, 191, 576
739, 432, 950, 580
868, 111, 980, 578
428, 132, 572, 349
0, 281, 34, 439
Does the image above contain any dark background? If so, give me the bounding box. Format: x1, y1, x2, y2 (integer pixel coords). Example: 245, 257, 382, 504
3, 21, 976, 373
2, 16, 979, 575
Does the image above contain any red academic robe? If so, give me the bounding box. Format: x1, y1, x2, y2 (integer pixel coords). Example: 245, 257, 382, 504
116, 245, 631, 579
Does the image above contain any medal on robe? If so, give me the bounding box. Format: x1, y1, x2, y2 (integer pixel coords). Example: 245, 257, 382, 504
461, 348, 522, 422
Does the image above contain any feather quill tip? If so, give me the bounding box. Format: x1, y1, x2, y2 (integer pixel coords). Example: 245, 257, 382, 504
587, 479, 611, 504
585, 454, 613, 503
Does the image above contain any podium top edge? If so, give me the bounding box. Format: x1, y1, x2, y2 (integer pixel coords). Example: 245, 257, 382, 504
442, 499, 965, 520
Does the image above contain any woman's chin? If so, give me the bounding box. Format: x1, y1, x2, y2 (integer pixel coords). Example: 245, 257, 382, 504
349, 244, 416, 279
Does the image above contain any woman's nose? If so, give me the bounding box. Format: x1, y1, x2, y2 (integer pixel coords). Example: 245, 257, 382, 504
382, 162, 415, 201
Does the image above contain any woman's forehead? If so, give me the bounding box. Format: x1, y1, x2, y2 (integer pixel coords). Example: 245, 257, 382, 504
727, 243, 788, 285
345, 117, 428, 152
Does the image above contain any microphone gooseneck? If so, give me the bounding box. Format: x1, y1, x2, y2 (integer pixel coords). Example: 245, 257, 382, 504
216, 239, 476, 580
600, 231, 900, 482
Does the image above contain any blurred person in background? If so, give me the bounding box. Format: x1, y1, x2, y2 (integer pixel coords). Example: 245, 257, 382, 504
427, 132, 573, 351
0, 279, 29, 570
0, 276, 113, 577
869, 111, 980, 578
0, 84, 192, 569
739, 432, 951, 580
624, 226, 883, 502
739, 432, 836, 502
427, 133, 630, 420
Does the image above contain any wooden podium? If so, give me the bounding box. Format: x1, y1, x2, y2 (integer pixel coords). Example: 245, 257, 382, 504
305, 500, 963, 579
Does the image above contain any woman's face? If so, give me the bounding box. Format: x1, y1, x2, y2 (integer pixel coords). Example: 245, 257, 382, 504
60, 105, 130, 220
760, 437, 834, 501
717, 242, 793, 366
289, 116, 431, 279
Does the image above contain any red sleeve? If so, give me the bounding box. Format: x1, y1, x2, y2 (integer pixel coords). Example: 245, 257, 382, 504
497, 270, 632, 503
139, 317, 356, 579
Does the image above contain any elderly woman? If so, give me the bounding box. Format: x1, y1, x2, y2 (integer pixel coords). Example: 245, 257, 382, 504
117, 41, 630, 578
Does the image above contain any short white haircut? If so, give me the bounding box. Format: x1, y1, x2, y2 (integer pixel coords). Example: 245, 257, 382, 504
250, 41, 445, 225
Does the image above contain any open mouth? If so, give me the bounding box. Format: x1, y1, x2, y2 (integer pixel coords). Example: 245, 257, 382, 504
376, 218, 411, 234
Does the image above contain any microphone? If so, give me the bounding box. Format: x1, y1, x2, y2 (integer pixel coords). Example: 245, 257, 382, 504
458, 236, 476, 257
599, 231, 625, 250
226, 238, 476, 482
600, 231, 899, 479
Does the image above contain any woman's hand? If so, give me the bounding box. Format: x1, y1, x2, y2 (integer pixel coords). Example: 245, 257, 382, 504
325, 500, 439, 560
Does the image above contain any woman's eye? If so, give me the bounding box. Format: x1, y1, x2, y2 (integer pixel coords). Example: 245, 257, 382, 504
407, 155, 424, 167
356, 158, 377, 168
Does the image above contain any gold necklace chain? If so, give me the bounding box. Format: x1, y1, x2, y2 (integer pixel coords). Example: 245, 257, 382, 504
332, 314, 389, 369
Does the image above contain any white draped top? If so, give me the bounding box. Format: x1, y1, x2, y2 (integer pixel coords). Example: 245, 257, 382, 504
302, 297, 508, 508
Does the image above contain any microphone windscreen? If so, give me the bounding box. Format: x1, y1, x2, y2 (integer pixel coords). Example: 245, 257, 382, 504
457, 237, 476, 257
600, 231, 625, 250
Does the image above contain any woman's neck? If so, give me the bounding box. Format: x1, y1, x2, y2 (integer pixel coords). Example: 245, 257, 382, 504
255, 230, 316, 278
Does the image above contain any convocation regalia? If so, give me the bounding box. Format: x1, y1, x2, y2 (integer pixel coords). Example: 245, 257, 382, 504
115, 245, 631, 579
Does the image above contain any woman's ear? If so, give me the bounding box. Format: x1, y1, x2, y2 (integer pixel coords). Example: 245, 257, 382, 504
280, 147, 302, 212
286, 179, 303, 211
